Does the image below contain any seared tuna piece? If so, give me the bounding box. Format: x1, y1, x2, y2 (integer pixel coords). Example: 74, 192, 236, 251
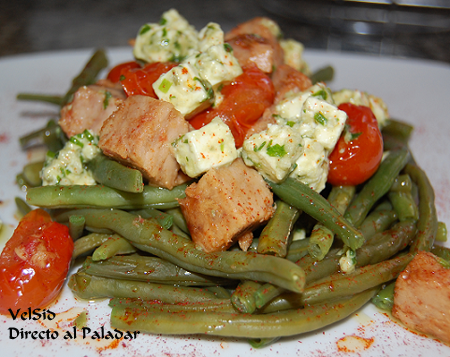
59, 80, 125, 137
392, 251, 450, 345
98, 95, 190, 189
179, 158, 275, 252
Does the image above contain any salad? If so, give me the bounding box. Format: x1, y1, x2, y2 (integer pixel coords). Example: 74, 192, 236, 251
1, 8, 449, 352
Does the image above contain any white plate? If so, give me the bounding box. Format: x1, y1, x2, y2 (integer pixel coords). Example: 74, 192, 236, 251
0, 47, 449, 357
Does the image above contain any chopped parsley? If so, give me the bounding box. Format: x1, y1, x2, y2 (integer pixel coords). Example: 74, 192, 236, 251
254, 141, 267, 152
103, 91, 112, 110
139, 24, 151, 35
266, 142, 287, 157
314, 112, 328, 126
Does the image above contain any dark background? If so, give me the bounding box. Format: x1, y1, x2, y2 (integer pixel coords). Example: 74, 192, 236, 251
1, 0, 450, 63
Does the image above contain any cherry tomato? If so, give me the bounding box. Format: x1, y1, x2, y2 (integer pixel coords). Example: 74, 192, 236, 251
327, 103, 383, 186
189, 65, 275, 147
120, 62, 178, 98
0, 209, 73, 315
106, 61, 141, 83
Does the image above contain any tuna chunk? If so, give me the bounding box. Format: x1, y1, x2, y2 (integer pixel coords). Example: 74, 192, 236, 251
59, 80, 126, 137
225, 17, 284, 73
272, 64, 312, 103
98, 95, 191, 189
179, 158, 275, 252
392, 251, 450, 344
226, 34, 277, 74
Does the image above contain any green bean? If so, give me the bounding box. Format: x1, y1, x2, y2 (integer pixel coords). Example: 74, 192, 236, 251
248, 338, 281, 348
83, 255, 233, 286
69, 215, 86, 240
308, 185, 355, 260
19, 119, 64, 152
254, 283, 285, 310
130, 207, 173, 230
257, 200, 300, 257
87, 154, 144, 193
110, 288, 378, 339
345, 147, 410, 228
403, 164, 438, 252
388, 191, 418, 222
285, 238, 310, 262
371, 281, 396, 311
171, 224, 191, 239
56, 208, 306, 293
431, 245, 450, 261
206, 286, 233, 299
382, 119, 414, 143
21, 161, 43, 187
69, 271, 219, 303
92, 236, 136, 261
357, 219, 416, 266
62, 49, 109, 106
26, 183, 187, 209
436, 222, 448, 242
73, 233, 116, 259
164, 208, 189, 234
255, 248, 341, 310
300, 253, 412, 307
267, 178, 364, 250
108, 297, 236, 313
16, 93, 63, 106
15, 197, 32, 216
231, 280, 262, 313
262, 254, 411, 313
390, 174, 413, 193
310, 65, 334, 84
359, 209, 398, 242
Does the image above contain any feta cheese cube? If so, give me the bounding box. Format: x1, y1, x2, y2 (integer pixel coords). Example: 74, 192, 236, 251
153, 62, 214, 117
172, 117, 238, 178
241, 124, 303, 182
289, 138, 329, 192
185, 44, 242, 89
280, 38, 310, 75
332, 88, 389, 128
198, 22, 224, 52
298, 96, 347, 150
133, 9, 199, 63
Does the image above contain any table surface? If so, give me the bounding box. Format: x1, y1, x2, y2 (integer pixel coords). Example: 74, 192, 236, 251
1, 0, 450, 64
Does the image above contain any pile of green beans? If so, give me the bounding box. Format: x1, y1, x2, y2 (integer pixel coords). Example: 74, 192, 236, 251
15, 48, 446, 346
21, 112, 444, 346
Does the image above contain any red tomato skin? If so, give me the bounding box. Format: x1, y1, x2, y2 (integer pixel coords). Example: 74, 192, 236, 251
189, 65, 275, 147
120, 62, 178, 98
0, 209, 73, 315
327, 103, 383, 186
106, 61, 141, 83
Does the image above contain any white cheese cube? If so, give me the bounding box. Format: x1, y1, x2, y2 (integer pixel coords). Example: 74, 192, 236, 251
274, 82, 334, 125
297, 96, 347, 151
153, 62, 214, 117
289, 138, 329, 192
241, 124, 303, 182
280, 38, 310, 75
41, 130, 100, 186
172, 117, 238, 178
198, 22, 224, 52
332, 89, 389, 128
133, 9, 199, 63
185, 44, 242, 89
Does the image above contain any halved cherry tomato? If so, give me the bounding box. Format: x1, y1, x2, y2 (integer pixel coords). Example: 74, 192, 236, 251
0, 209, 73, 315
106, 61, 141, 83
189, 64, 275, 147
327, 103, 383, 186
120, 62, 178, 98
